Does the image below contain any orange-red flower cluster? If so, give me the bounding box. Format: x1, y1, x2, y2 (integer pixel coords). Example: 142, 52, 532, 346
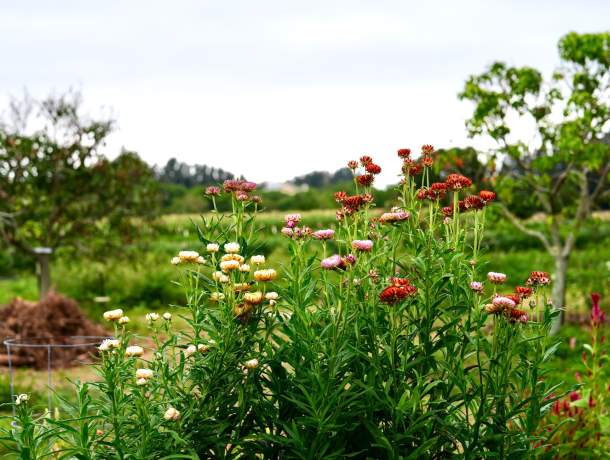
526, 271, 551, 287
379, 278, 417, 304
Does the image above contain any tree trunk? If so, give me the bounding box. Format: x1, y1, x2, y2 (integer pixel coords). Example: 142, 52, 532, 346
550, 254, 568, 335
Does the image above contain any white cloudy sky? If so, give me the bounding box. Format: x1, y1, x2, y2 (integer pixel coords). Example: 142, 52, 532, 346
1, 0, 609, 186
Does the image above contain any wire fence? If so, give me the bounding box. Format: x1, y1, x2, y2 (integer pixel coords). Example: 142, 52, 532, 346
3, 336, 108, 415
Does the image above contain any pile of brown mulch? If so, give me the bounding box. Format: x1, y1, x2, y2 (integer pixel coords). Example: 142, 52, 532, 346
0, 292, 108, 369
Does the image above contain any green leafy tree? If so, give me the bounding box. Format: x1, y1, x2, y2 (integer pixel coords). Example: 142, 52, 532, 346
460, 32, 610, 331
0, 90, 159, 296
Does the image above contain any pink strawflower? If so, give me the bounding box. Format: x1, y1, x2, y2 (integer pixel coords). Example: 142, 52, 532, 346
236, 191, 249, 201
342, 254, 357, 265
285, 214, 301, 224
205, 186, 221, 196
470, 281, 484, 293
492, 296, 516, 310
312, 229, 335, 240
281, 227, 294, 237
569, 337, 576, 350
351, 240, 373, 251
487, 272, 507, 284
321, 254, 343, 270
379, 211, 410, 224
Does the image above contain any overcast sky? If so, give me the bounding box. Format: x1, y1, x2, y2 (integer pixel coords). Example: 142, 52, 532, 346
1, 0, 609, 186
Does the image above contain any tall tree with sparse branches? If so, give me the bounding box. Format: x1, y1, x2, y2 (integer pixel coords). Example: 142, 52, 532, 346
460, 32, 610, 331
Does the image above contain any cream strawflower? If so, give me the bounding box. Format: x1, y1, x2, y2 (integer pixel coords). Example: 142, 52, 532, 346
244, 358, 259, 370
171, 256, 181, 265
178, 250, 200, 263
15, 394, 29, 405
244, 291, 264, 305
254, 269, 277, 282
118, 316, 130, 325
103, 309, 124, 321
210, 292, 225, 302
206, 243, 220, 253
220, 260, 240, 272
136, 378, 148, 386
239, 264, 251, 272
251, 255, 265, 265
196, 256, 205, 264
146, 312, 160, 322
163, 312, 172, 321
164, 407, 181, 421
136, 368, 153, 380
234, 283, 250, 292
198, 343, 210, 353
212, 271, 230, 283
265, 292, 279, 300
125, 345, 144, 357
224, 242, 240, 254
221, 254, 245, 264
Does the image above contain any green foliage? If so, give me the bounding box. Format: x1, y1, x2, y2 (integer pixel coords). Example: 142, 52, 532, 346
0, 91, 160, 259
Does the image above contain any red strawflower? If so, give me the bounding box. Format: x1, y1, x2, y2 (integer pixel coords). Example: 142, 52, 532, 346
421, 144, 435, 155
360, 155, 373, 166
507, 308, 528, 323
365, 163, 382, 175
397, 148, 411, 159
390, 277, 411, 287
446, 174, 473, 190
526, 271, 551, 286
334, 191, 347, 203
441, 206, 453, 217
422, 156, 434, 167
379, 284, 417, 304
501, 293, 521, 305
402, 160, 423, 176
416, 188, 428, 200
464, 195, 485, 210
357, 174, 375, 186
479, 190, 496, 202
347, 160, 358, 170
515, 286, 533, 298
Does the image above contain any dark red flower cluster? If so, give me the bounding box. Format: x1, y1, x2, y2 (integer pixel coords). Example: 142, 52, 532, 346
446, 174, 473, 190
349, 156, 381, 187
591, 292, 605, 326
223, 179, 258, 202
402, 160, 424, 176
441, 206, 453, 217
526, 271, 551, 287
379, 278, 417, 304
365, 163, 382, 174
335, 192, 374, 218
347, 160, 358, 170
507, 308, 529, 323
397, 148, 411, 159
360, 155, 373, 166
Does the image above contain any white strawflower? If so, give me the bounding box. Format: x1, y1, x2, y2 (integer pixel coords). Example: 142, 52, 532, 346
146, 312, 160, 322
164, 407, 181, 421
136, 368, 153, 380
197, 343, 210, 353
220, 260, 240, 272
244, 358, 259, 370
118, 316, 130, 325
224, 242, 240, 253
163, 312, 172, 321
136, 378, 148, 386
125, 345, 144, 357
99, 339, 121, 351
171, 256, 181, 265
239, 264, 251, 272
265, 292, 279, 301
196, 256, 205, 264
185, 344, 197, 357
15, 394, 28, 405
221, 254, 245, 264
251, 255, 265, 265
103, 309, 124, 321
206, 243, 220, 253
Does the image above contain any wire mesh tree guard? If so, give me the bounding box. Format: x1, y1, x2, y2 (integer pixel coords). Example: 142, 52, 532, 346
3, 336, 108, 415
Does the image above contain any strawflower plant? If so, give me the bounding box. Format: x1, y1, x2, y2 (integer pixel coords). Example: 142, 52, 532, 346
1, 145, 562, 458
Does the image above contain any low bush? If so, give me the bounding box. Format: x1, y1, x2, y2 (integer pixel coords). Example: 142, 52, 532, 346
1, 148, 562, 458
